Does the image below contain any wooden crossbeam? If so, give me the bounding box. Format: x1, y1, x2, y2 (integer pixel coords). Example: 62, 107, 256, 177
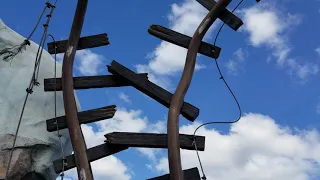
53, 144, 128, 173
105, 132, 205, 151
196, 0, 243, 31
148, 25, 221, 59
47, 33, 109, 54
43, 73, 148, 91
46, 105, 116, 132
147, 167, 201, 180
107, 60, 200, 121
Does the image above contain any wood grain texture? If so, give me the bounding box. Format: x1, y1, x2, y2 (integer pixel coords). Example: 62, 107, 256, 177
105, 132, 205, 151
43, 73, 148, 91
46, 105, 116, 132
148, 24, 221, 59
47, 33, 109, 54
107, 60, 200, 122
53, 144, 128, 173
196, 0, 243, 31
147, 167, 201, 180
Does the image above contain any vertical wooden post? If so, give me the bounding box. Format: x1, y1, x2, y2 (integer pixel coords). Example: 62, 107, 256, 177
167, 0, 232, 179
61, 0, 93, 179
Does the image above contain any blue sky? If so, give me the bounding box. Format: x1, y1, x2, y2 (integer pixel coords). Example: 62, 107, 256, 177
1, 0, 320, 179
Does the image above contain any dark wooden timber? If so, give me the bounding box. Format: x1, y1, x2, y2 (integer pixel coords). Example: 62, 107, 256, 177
47, 33, 109, 54
53, 144, 128, 173
107, 60, 199, 122
147, 167, 201, 180
167, 0, 232, 179
196, 0, 243, 31
105, 132, 205, 151
46, 105, 116, 132
60, 0, 93, 179
43, 73, 148, 91
148, 25, 221, 59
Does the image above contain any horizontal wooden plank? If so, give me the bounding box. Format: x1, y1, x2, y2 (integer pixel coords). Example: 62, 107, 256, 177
148, 25, 221, 59
43, 73, 148, 91
105, 132, 205, 151
46, 105, 116, 132
47, 33, 109, 54
147, 167, 201, 180
53, 143, 128, 173
196, 0, 243, 31
107, 60, 200, 121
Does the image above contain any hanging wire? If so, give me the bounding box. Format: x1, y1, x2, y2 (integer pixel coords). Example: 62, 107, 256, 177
47, 34, 67, 180
4, 1, 57, 179
0, 0, 56, 62
192, 0, 245, 179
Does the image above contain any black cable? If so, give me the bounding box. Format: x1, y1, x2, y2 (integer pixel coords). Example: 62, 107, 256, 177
0, 0, 53, 62
4, 1, 58, 179
46, 34, 66, 180
192, 0, 245, 179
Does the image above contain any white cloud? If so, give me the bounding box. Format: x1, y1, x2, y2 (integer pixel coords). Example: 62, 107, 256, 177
287, 59, 319, 81
119, 92, 131, 104
225, 48, 247, 75
136, 0, 216, 87
239, 3, 319, 80
63, 156, 131, 180
316, 97, 320, 115
61, 107, 150, 180
154, 113, 320, 180
75, 49, 104, 76
136, 120, 167, 161
240, 3, 301, 66
315, 47, 320, 56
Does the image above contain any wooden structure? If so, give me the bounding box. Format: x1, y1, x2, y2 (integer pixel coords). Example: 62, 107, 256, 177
41, 0, 260, 179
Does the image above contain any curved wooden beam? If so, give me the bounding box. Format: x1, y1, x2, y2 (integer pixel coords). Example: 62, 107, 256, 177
61, 0, 93, 179
166, 0, 232, 179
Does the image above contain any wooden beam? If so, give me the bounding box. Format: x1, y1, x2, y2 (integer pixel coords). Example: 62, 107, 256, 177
147, 167, 201, 180
53, 144, 128, 173
46, 105, 116, 132
47, 33, 109, 54
105, 132, 205, 151
107, 60, 200, 122
148, 25, 221, 59
196, 0, 243, 31
43, 73, 148, 91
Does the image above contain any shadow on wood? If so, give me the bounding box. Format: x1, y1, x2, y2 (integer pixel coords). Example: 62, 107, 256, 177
53, 144, 128, 173
47, 33, 109, 54
196, 0, 243, 31
147, 167, 201, 180
43, 73, 148, 91
105, 132, 205, 151
148, 24, 221, 59
46, 105, 116, 132
107, 60, 200, 121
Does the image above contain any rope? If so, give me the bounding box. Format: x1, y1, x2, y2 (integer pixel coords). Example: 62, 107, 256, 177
47, 34, 67, 180
4, 1, 57, 179
192, 0, 245, 179
0, 0, 57, 62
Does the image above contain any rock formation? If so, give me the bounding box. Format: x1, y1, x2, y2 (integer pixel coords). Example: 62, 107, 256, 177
0, 19, 79, 180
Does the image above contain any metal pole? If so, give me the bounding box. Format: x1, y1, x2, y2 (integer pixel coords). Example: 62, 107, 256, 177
61, 0, 94, 179
167, 0, 232, 179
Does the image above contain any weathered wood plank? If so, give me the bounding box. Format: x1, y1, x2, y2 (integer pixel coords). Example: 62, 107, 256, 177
53, 144, 128, 173
46, 105, 116, 132
148, 25, 221, 59
107, 60, 200, 121
147, 167, 201, 180
47, 33, 109, 54
196, 0, 243, 31
105, 132, 205, 151
43, 73, 148, 91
